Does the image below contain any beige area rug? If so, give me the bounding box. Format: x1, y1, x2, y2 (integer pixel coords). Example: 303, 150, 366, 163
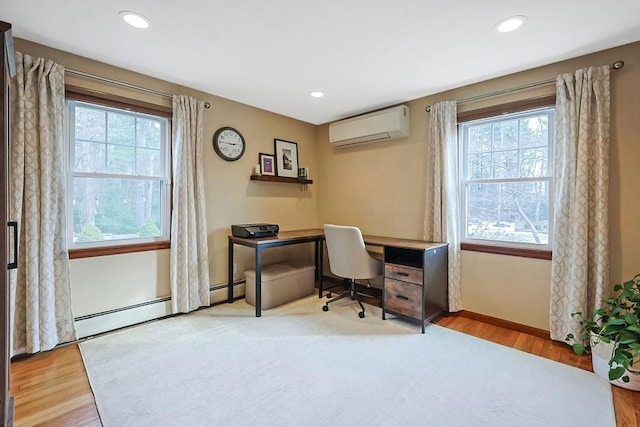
80, 296, 615, 427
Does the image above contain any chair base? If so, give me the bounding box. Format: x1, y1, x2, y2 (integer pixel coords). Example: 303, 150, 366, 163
322, 279, 366, 318
321, 278, 349, 299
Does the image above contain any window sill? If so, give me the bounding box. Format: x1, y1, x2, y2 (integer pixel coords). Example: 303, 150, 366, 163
69, 241, 171, 259
461, 242, 551, 260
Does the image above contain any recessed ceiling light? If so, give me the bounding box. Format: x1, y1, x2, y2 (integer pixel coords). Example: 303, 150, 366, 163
495, 15, 526, 33
119, 11, 151, 29
310, 91, 324, 98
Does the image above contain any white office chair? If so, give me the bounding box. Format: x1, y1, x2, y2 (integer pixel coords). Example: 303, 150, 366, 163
322, 224, 383, 318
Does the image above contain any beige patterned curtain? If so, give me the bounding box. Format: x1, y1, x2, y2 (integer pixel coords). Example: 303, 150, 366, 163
550, 65, 610, 341
424, 100, 462, 312
170, 95, 210, 313
9, 52, 77, 356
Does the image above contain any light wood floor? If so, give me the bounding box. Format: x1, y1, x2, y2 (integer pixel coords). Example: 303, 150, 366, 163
9, 315, 640, 427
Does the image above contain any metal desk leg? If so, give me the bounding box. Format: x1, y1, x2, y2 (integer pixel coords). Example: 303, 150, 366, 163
317, 240, 324, 298
255, 247, 262, 317
313, 240, 319, 282
228, 239, 234, 303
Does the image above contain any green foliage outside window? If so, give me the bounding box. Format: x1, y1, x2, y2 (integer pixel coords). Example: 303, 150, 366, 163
138, 219, 161, 237
69, 100, 168, 245
76, 224, 104, 242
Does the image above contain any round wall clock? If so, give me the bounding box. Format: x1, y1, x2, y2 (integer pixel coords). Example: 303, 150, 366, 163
213, 127, 245, 161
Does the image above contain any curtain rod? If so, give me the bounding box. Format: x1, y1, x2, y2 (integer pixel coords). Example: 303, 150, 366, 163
424, 60, 624, 112
66, 68, 211, 109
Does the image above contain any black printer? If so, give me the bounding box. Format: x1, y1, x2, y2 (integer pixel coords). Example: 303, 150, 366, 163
231, 223, 279, 238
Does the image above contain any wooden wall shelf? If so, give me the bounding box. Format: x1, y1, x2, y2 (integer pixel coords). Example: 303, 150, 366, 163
250, 175, 313, 184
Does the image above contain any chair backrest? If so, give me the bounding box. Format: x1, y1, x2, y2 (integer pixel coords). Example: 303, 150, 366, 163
323, 224, 382, 280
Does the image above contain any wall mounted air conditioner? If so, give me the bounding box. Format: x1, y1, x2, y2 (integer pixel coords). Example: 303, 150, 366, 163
329, 104, 410, 147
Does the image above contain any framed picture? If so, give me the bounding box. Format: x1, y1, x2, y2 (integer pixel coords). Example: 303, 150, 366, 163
274, 139, 299, 178
259, 152, 275, 176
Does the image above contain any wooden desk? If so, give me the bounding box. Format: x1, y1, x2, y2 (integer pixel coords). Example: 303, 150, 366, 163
374, 238, 449, 333
228, 229, 325, 317
228, 230, 449, 328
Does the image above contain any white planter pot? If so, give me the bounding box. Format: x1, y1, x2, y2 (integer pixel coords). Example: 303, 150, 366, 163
590, 332, 640, 391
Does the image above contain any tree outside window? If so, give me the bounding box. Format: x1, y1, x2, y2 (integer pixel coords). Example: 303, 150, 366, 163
460, 107, 554, 248
67, 101, 170, 247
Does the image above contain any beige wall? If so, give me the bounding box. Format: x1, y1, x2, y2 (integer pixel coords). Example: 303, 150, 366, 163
15, 39, 319, 317
317, 42, 640, 330
14, 39, 640, 331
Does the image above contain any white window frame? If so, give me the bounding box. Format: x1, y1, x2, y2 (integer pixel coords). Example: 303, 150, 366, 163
459, 107, 554, 251
66, 100, 171, 249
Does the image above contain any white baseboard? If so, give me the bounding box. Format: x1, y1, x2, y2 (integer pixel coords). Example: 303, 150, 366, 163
75, 283, 246, 339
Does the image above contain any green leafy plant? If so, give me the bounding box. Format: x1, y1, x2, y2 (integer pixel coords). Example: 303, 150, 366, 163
137, 218, 160, 237
566, 273, 640, 383
76, 224, 104, 242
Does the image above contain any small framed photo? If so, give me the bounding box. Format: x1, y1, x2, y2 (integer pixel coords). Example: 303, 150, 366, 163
259, 153, 275, 176
274, 139, 299, 178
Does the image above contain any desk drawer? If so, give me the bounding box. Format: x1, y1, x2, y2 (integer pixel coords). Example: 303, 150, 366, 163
385, 264, 423, 286
384, 278, 422, 319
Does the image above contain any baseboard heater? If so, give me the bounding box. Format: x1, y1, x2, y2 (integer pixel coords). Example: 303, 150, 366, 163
74, 281, 246, 338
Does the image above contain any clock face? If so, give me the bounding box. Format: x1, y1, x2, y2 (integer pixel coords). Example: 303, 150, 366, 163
213, 127, 245, 161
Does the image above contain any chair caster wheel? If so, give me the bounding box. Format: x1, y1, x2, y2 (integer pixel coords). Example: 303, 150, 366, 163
322, 305, 329, 312
358, 312, 365, 318
326, 293, 332, 298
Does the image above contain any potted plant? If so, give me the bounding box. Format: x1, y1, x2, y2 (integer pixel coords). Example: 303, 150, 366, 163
565, 273, 640, 391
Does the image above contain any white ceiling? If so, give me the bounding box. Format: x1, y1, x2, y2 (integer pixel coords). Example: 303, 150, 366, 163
2, 1, 639, 125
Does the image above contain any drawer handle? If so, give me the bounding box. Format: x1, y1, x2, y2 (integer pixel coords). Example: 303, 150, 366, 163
395, 272, 409, 276
397, 295, 409, 300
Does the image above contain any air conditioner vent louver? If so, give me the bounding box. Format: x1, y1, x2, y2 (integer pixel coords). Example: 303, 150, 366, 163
329, 105, 410, 148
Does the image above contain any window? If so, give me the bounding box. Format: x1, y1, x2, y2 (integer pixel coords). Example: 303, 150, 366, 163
66, 100, 171, 250
460, 107, 554, 250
